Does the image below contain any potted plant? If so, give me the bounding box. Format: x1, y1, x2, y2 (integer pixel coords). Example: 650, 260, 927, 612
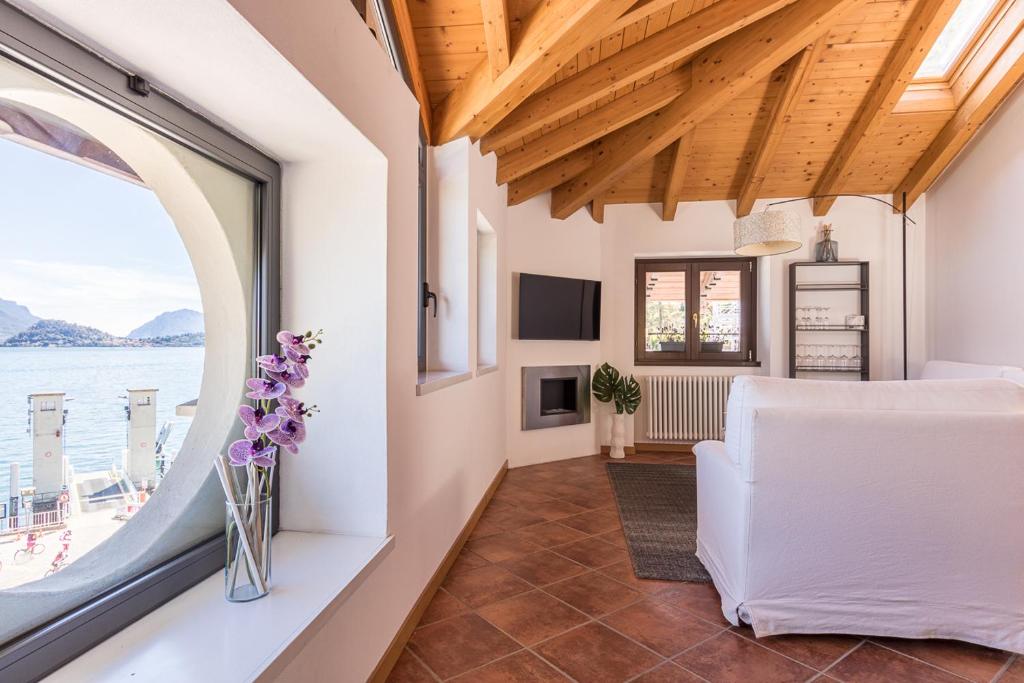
659, 330, 686, 352
214, 328, 322, 602
592, 362, 642, 459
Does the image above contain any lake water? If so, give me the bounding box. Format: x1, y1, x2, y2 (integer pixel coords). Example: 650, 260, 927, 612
0, 347, 204, 494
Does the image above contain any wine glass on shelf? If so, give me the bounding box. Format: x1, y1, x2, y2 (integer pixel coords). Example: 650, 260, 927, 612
839, 344, 851, 370
813, 307, 824, 329
827, 344, 839, 370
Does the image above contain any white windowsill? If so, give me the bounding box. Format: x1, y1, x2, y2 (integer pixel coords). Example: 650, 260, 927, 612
46, 531, 394, 683
476, 364, 499, 377
416, 369, 473, 396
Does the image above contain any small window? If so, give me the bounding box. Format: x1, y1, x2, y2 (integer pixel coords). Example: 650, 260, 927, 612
476, 212, 497, 370
635, 258, 757, 366
915, 0, 1000, 79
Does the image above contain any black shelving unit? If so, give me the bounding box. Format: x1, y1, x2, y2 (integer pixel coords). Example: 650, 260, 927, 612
789, 261, 869, 381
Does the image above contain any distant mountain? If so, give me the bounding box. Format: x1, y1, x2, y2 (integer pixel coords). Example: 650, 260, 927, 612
146, 332, 204, 347
0, 298, 40, 341
128, 309, 203, 339
3, 319, 126, 347
1, 319, 205, 348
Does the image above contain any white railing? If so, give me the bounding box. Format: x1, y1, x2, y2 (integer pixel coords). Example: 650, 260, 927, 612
0, 508, 66, 536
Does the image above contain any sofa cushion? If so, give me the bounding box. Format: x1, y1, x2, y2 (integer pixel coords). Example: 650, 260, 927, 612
920, 360, 1020, 380
724, 375, 1024, 465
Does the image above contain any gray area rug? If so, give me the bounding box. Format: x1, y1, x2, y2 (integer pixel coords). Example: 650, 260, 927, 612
606, 462, 711, 582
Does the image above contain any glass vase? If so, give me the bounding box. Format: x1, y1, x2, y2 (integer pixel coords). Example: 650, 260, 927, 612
225, 495, 272, 602
815, 238, 839, 262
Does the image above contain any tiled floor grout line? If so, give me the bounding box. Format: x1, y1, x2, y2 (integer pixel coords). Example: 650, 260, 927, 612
992, 654, 1018, 682
867, 638, 991, 681
819, 638, 868, 681
403, 646, 445, 682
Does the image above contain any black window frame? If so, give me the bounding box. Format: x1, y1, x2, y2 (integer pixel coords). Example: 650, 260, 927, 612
0, 4, 280, 680
635, 257, 759, 367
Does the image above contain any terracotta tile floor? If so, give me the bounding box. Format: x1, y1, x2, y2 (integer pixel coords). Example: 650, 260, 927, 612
389, 453, 1019, 682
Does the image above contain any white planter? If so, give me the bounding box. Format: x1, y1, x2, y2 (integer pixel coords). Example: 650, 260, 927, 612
610, 412, 626, 459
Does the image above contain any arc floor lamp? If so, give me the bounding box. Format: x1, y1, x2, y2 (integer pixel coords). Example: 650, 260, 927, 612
733, 193, 915, 380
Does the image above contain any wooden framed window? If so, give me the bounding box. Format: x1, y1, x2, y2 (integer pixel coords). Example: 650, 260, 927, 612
635, 257, 758, 366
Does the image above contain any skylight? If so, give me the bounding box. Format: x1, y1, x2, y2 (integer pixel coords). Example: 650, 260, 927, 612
916, 0, 999, 79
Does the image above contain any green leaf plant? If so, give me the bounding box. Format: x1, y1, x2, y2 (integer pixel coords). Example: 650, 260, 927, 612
592, 362, 642, 415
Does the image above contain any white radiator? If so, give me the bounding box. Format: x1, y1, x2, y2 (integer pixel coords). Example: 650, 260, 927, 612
643, 375, 732, 441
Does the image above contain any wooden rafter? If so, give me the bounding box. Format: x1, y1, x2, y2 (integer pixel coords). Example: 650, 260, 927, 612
548, 0, 867, 220
496, 66, 691, 184
735, 39, 824, 217
391, 0, 433, 142
811, 0, 961, 216
431, 0, 637, 144
507, 145, 596, 206
661, 133, 694, 220
895, 21, 1024, 211
480, 0, 797, 155
480, 0, 511, 79
589, 197, 606, 223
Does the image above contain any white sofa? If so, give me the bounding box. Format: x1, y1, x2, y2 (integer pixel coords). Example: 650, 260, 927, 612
920, 359, 1023, 381
694, 374, 1024, 653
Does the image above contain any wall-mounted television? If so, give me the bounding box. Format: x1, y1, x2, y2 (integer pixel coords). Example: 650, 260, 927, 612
515, 273, 601, 341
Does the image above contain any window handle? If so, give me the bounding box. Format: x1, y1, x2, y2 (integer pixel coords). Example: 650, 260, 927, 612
422, 282, 437, 318
692, 312, 698, 327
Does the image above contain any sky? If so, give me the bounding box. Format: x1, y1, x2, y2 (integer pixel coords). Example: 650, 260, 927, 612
0, 137, 202, 336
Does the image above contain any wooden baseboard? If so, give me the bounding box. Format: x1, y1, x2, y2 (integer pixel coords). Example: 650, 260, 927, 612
633, 442, 694, 454
368, 460, 508, 682
599, 445, 637, 456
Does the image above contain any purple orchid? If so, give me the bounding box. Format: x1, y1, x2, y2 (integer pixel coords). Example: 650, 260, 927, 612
268, 368, 305, 389
229, 439, 277, 467
257, 354, 289, 373
238, 405, 281, 440
245, 377, 286, 400
276, 330, 310, 355
268, 417, 306, 453
276, 395, 305, 422
229, 328, 321, 470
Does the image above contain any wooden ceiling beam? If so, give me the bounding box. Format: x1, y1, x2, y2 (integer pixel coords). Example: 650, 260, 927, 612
735, 39, 824, 217
480, 0, 797, 155
589, 197, 606, 223
507, 145, 596, 206
431, 0, 637, 144
811, 0, 961, 216
480, 0, 511, 79
496, 66, 691, 185
548, 0, 866, 220
895, 22, 1024, 211
391, 0, 433, 142
661, 133, 694, 221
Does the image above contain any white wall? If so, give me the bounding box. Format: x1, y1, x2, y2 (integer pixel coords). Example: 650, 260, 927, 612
224, 6, 509, 680
505, 198, 605, 466
506, 193, 927, 453
926, 83, 1024, 368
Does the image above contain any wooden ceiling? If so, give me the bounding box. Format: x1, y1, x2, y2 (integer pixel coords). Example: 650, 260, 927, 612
392, 0, 1024, 220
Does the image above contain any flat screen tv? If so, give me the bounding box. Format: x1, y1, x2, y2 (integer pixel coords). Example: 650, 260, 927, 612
517, 273, 601, 340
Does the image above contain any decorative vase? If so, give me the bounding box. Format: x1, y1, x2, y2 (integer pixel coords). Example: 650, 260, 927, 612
225, 494, 272, 602
610, 412, 626, 459
815, 225, 839, 262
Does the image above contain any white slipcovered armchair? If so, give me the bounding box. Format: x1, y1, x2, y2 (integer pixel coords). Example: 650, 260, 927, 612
694, 375, 1024, 653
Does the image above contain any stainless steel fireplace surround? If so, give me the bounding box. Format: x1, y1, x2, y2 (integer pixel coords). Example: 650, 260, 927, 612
522, 365, 591, 431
